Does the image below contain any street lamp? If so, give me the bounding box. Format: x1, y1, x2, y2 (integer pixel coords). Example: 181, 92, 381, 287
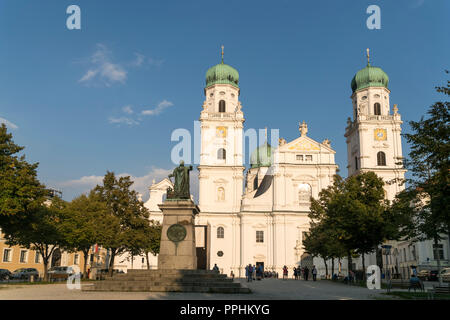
381, 245, 392, 293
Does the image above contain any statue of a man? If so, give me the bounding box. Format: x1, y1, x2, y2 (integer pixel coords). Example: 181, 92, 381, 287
168, 160, 193, 199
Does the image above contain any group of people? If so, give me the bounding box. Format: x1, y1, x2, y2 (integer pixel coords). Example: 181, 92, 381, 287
283, 265, 318, 281
245, 264, 264, 282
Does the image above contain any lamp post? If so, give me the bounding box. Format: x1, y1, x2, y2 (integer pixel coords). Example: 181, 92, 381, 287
382, 245, 392, 293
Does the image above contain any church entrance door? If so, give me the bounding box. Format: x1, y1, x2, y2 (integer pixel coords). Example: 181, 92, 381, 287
195, 225, 208, 270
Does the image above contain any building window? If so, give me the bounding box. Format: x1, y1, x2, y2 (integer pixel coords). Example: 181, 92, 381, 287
20, 250, 28, 263
374, 103, 381, 115
74, 254, 79, 265
298, 184, 312, 203
256, 231, 264, 243
142, 257, 145, 264
217, 187, 225, 201
377, 151, 386, 166
217, 227, 224, 239
433, 244, 444, 260
35, 251, 41, 264
219, 100, 226, 112
305, 155, 312, 161
355, 156, 358, 170
217, 251, 224, 257
296, 155, 303, 161
217, 148, 226, 160
3, 249, 12, 262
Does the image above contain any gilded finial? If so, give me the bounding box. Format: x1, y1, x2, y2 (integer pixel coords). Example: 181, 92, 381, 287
221, 45, 224, 64
366, 48, 370, 66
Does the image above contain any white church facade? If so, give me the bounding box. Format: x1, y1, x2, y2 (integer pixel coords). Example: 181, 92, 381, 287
116, 49, 417, 278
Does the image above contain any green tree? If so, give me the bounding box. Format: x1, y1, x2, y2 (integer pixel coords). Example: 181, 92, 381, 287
126, 220, 161, 269
3, 197, 66, 281
394, 72, 450, 284
0, 124, 48, 228
61, 192, 108, 278
93, 171, 150, 276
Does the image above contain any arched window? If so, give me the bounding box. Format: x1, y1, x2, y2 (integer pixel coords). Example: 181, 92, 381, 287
298, 184, 312, 203
217, 227, 224, 239
374, 103, 381, 115
377, 151, 386, 166
219, 100, 226, 113
217, 148, 226, 160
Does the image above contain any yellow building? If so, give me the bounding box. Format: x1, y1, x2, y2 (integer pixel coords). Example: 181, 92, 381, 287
0, 228, 106, 278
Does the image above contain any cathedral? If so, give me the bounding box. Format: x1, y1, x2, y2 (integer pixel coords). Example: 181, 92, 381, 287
121, 49, 406, 277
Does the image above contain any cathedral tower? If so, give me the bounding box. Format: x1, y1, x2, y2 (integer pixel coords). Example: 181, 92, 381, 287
344, 49, 406, 201
198, 47, 245, 213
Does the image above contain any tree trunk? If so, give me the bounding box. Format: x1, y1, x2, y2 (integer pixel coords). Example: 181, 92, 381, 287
108, 249, 116, 277
82, 250, 89, 279
347, 251, 353, 277
324, 258, 329, 277
362, 254, 366, 281
434, 238, 443, 286
331, 258, 335, 277
145, 251, 150, 269
43, 257, 49, 282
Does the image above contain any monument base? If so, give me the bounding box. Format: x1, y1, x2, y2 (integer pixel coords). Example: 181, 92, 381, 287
157, 200, 199, 270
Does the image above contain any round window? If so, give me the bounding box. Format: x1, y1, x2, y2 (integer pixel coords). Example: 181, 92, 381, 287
217, 251, 224, 257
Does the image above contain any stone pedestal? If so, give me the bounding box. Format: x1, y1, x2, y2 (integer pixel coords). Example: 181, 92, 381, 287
157, 200, 199, 270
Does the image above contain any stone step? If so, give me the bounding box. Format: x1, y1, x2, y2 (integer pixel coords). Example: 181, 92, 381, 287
83, 284, 251, 294
104, 277, 233, 282
95, 280, 241, 288
107, 275, 230, 281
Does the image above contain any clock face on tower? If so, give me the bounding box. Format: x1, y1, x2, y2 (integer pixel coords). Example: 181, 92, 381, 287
216, 126, 227, 138
374, 128, 387, 141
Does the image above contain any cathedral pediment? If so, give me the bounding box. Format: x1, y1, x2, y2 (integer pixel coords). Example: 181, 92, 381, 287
280, 136, 335, 153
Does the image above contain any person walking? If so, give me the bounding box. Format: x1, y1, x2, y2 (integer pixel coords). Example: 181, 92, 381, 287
252, 265, 256, 281
293, 267, 297, 280
312, 265, 317, 281
245, 264, 252, 282
230, 270, 235, 280
283, 265, 288, 280
304, 266, 309, 281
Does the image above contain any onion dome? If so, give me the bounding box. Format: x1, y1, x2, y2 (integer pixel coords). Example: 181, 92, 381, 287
351, 49, 389, 93
250, 141, 272, 168
205, 46, 239, 89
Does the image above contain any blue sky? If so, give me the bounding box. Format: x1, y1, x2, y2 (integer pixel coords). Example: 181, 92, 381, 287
1, 0, 448, 201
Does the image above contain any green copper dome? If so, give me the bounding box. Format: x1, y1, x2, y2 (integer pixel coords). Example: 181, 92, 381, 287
250, 141, 273, 168
205, 62, 239, 89
351, 63, 389, 93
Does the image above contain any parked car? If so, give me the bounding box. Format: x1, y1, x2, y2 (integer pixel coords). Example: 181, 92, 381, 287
441, 268, 450, 282
417, 269, 430, 281
428, 270, 439, 281
11, 268, 39, 280
48, 266, 80, 280
0, 269, 12, 280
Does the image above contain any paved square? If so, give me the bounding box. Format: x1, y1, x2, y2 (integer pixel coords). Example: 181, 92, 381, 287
0, 278, 388, 300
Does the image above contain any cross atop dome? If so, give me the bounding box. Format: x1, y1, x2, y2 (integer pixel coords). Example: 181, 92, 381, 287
221, 45, 224, 64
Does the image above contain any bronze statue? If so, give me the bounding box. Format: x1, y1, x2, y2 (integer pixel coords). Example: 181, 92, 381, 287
167, 160, 193, 200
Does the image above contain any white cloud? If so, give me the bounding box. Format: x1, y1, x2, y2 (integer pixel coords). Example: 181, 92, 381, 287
55, 167, 193, 202
0, 117, 18, 129
122, 105, 134, 114
141, 100, 174, 116
108, 116, 139, 126
79, 44, 127, 86
131, 53, 145, 67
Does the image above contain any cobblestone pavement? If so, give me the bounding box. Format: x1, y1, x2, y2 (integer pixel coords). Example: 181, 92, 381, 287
0, 278, 391, 300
